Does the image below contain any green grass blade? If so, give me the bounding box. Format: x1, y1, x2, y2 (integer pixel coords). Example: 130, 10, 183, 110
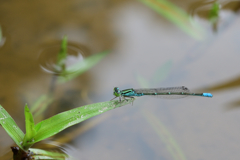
55, 36, 68, 72
32, 155, 65, 160
30, 148, 68, 160
57, 50, 109, 84
142, 110, 187, 160
30, 99, 134, 144
23, 104, 36, 150
209, 2, 220, 23
139, 0, 205, 40
0, 105, 25, 150
34, 121, 43, 133
32, 156, 56, 159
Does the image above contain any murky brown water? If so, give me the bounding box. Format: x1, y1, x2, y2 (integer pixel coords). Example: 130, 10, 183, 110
0, 0, 240, 159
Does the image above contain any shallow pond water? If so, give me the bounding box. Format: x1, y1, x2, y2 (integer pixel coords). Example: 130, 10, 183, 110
0, 0, 240, 159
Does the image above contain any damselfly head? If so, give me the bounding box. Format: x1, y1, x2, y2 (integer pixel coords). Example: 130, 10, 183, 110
113, 87, 120, 93
113, 87, 121, 97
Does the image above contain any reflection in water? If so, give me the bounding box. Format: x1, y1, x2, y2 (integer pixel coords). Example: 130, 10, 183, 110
142, 110, 187, 160
0, 25, 6, 47
0, 0, 240, 159
209, 2, 221, 31
31, 140, 70, 159
189, 0, 217, 18
0, 149, 12, 160
139, 0, 205, 40
223, 0, 240, 12
189, 0, 240, 18
38, 43, 85, 76
189, 0, 240, 31
206, 75, 240, 92
205, 75, 240, 110
227, 100, 240, 110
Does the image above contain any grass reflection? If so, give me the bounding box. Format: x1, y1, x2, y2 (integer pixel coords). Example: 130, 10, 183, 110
135, 60, 187, 159
142, 110, 187, 160
31, 36, 109, 121
139, 0, 205, 40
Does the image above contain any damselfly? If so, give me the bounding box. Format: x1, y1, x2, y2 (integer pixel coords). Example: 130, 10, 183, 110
111, 86, 212, 102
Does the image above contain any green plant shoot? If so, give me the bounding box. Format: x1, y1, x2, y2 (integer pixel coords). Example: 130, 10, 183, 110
0, 99, 134, 152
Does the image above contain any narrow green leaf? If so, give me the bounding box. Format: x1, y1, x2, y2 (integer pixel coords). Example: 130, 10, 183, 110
30, 148, 68, 160
209, 2, 220, 23
30, 99, 134, 144
23, 104, 36, 150
32, 156, 56, 159
55, 36, 68, 72
139, 0, 205, 40
34, 121, 43, 133
57, 36, 68, 65
0, 105, 25, 150
57, 50, 109, 84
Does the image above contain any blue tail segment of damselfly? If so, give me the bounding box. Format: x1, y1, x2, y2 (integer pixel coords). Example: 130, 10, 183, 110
111, 86, 213, 102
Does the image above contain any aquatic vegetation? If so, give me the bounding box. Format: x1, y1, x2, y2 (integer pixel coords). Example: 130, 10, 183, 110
209, 2, 220, 23
31, 36, 109, 120
0, 100, 134, 159
139, 0, 205, 40
0, 35, 112, 159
